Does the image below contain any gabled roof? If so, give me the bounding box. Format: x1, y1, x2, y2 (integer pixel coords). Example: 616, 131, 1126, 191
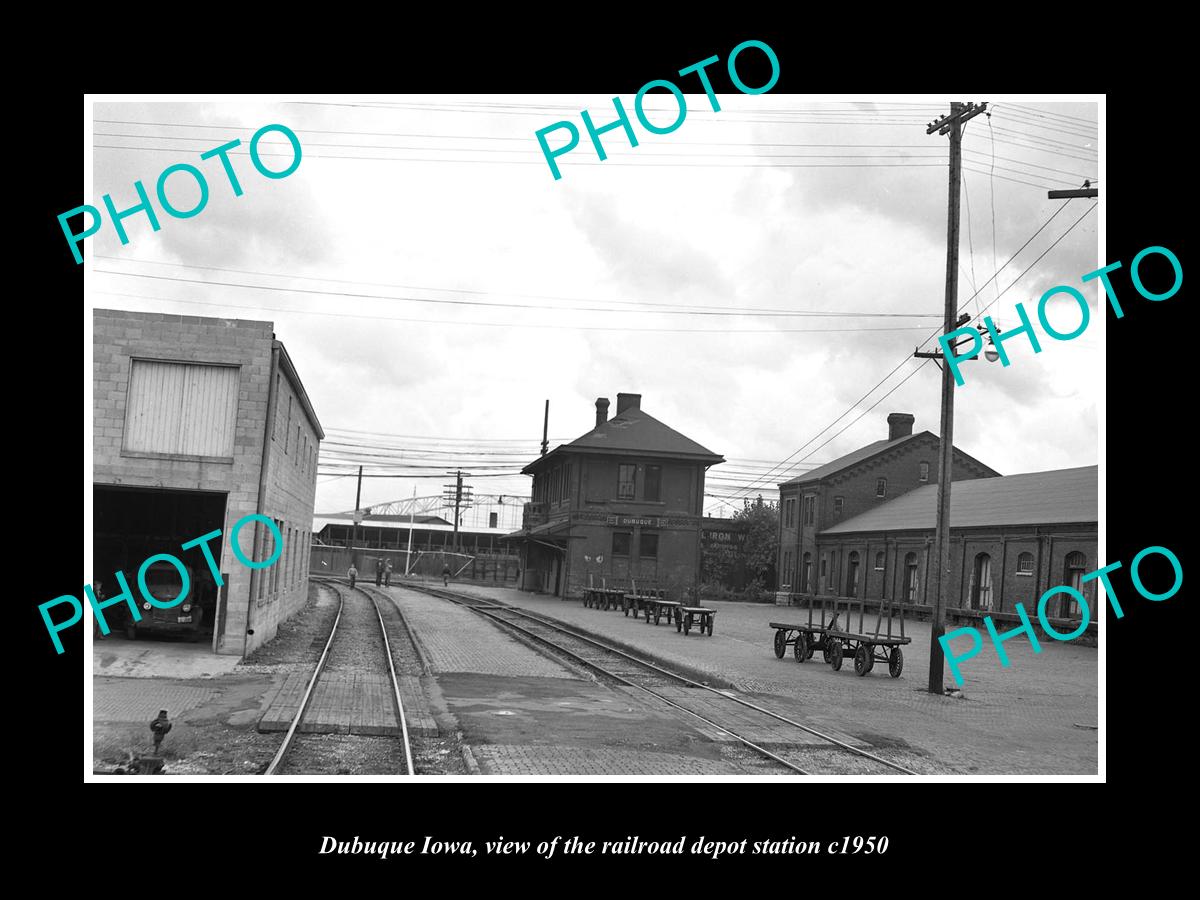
524, 405, 724, 473
780, 430, 997, 488
820, 465, 1098, 534
783, 433, 922, 487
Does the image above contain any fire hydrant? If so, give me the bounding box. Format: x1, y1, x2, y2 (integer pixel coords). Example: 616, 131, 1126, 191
150, 710, 172, 754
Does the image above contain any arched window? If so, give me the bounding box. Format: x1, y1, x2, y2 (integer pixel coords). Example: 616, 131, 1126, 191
1016, 552, 1035, 575
903, 552, 919, 602
801, 553, 813, 593
969, 553, 993, 610
1062, 552, 1088, 618
874, 550, 885, 572
846, 551, 860, 597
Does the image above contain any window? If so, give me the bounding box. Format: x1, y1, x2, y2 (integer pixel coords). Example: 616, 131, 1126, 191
969, 553, 993, 610
489, 512, 498, 528
1016, 552, 1035, 575
612, 532, 631, 557
874, 550, 885, 571
785, 497, 796, 528
272, 374, 280, 438
285, 396, 292, 453
295, 426, 300, 464
639, 533, 658, 559
876, 478, 887, 498
644, 465, 662, 502
902, 552, 920, 602
783, 551, 792, 588
617, 464, 636, 500
820, 555, 827, 577
123, 360, 239, 458
833, 496, 844, 517
803, 495, 815, 525
801, 553, 813, 592
919, 461, 930, 482
846, 551, 860, 597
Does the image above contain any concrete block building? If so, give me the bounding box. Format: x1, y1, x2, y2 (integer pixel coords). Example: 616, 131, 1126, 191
92, 309, 324, 656
507, 393, 724, 598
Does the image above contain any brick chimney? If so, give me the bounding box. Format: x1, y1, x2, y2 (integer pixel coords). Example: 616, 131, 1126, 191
887, 412, 915, 441
595, 397, 610, 428
616, 393, 641, 415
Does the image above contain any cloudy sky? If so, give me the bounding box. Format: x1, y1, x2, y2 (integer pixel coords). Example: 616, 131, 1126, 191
88, 95, 1101, 522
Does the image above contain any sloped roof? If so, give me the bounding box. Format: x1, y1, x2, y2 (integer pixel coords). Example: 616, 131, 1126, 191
782, 433, 922, 486
820, 465, 1097, 534
524, 405, 723, 472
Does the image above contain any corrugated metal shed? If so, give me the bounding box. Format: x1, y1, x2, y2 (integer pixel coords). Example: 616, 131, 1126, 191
820, 465, 1098, 534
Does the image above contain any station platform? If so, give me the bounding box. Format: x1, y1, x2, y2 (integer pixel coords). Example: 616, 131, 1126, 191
427, 582, 1100, 775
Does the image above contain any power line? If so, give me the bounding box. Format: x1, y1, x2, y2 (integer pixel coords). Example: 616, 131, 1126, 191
94, 258, 943, 319
92, 291, 938, 335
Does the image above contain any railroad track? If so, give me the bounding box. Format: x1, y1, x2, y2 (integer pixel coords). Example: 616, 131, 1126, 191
264, 579, 414, 776
404, 583, 919, 776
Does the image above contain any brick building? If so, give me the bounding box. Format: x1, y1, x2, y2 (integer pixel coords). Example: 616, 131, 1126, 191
93, 309, 323, 656
506, 393, 724, 598
818, 466, 1099, 622
777, 413, 999, 596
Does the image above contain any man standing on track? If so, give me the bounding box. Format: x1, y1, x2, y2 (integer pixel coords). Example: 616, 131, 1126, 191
348, 563, 358, 590
384, 558, 393, 587
442, 562, 451, 587
375, 556, 384, 587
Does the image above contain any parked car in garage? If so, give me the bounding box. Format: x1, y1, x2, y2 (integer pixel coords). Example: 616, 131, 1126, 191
125, 560, 209, 641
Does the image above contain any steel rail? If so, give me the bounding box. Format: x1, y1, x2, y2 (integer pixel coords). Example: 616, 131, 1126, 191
412, 583, 919, 776
357, 585, 416, 776
264, 581, 344, 776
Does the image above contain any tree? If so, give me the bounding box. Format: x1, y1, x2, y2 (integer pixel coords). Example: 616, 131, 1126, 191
735, 496, 778, 588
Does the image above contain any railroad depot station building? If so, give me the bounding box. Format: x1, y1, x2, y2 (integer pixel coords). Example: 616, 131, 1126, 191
506, 393, 724, 598
93, 309, 323, 656
776, 412, 1099, 627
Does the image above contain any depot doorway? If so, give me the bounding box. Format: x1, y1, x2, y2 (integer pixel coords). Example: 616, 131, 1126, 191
93, 485, 227, 648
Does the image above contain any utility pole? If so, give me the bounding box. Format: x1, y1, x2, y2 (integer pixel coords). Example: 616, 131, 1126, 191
540, 399, 550, 457
352, 465, 364, 569
925, 101, 988, 695
454, 470, 463, 552
405, 484, 416, 576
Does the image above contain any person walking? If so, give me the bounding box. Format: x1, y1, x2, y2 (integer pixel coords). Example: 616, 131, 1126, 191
384, 558, 393, 587
375, 556, 384, 587
442, 562, 451, 587
348, 563, 358, 590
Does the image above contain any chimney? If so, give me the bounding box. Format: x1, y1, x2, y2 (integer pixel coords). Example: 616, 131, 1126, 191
616, 393, 642, 415
887, 412, 915, 441
595, 397, 610, 428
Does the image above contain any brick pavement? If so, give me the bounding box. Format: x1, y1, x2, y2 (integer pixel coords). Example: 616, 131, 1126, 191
94, 679, 222, 722
443, 583, 1099, 774
382, 586, 577, 678
474, 744, 739, 775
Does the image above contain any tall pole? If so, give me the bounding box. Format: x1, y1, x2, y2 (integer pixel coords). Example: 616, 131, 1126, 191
405, 484, 416, 576
925, 101, 987, 694
353, 464, 363, 569
540, 399, 549, 457
453, 470, 463, 553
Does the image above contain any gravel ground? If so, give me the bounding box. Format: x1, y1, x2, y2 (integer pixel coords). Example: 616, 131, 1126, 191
237, 581, 341, 674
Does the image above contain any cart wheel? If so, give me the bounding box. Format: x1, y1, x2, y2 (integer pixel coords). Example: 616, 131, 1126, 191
854, 643, 870, 677
706, 617, 713, 636
774, 630, 786, 658
829, 639, 843, 671
864, 645, 876, 674
889, 647, 904, 678
805, 641, 815, 661
794, 632, 808, 663
822, 641, 832, 664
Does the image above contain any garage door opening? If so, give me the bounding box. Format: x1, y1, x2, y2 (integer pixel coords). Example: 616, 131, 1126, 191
93, 486, 227, 647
